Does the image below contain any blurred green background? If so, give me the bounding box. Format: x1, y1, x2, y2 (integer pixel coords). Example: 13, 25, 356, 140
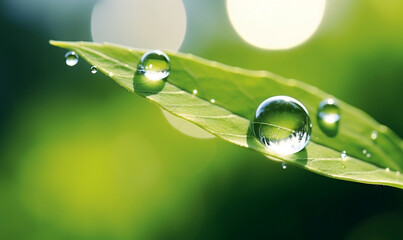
1, 0, 403, 239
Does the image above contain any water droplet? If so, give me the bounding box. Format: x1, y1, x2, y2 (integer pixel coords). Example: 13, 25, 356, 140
371, 130, 378, 140
317, 98, 340, 137
192, 89, 198, 94
341, 151, 347, 160
281, 162, 287, 170
251, 96, 312, 155
65, 51, 78, 66
91, 66, 98, 74
362, 149, 367, 154
210, 99, 215, 103
138, 50, 170, 81
109, 72, 114, 77
366, 153, 371, 158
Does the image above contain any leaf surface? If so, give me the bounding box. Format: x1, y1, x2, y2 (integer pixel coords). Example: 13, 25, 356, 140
50, 40, 403, 189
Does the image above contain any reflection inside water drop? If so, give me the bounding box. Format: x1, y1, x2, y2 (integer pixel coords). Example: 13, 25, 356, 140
317, 98, 340, 137
138, 50, 170, 81
65, 51, 78, 66
91, 66, 98, 74
251, 96, 312, 155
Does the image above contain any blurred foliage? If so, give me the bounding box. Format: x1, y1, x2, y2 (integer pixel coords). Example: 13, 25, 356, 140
1, 0, 403, 239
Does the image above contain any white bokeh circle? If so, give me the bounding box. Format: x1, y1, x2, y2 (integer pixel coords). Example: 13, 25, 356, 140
226, 0, 326, 50
162, 110, 215, 139
91, 0, 187, 51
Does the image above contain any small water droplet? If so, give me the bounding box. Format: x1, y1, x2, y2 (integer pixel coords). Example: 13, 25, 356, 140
210, 99, 215, 103
341, 151, 347, 160
109, 72, 114, 77
251, 96, 312, 155
366, 153, 371, 158
91, 66, 98, 74
65, 51, 78, 66
192, 89, 198, 94
362, 149, 367, 154
317, 99, 340, 137
371, 130, 378, 140
281, 162, 287, 170
385, 168, 390, 172
138, 50, 170, 81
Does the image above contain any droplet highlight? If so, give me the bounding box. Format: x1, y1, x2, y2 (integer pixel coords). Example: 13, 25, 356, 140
210, 99, 215, 103
317, 98, 340, 137
91, 66, 98, 74
281, 162, 287, 170
65, 51, 79, 66
138, 50, 170, 81
192, 89, 198, 94
251, 96, 312, 155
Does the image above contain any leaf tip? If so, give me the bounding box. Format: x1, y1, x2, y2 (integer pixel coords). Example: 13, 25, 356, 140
49, 40, 69, 48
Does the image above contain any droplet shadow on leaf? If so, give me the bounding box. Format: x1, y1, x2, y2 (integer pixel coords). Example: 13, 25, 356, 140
133, 70, 166, 96
246, 125, 308, 166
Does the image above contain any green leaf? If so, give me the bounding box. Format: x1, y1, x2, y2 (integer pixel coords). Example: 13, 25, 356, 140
50, 40, 403, 189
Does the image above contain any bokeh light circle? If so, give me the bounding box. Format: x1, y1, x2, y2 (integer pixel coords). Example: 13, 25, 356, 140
226, 0, 326, 50
91, 0, 187, 51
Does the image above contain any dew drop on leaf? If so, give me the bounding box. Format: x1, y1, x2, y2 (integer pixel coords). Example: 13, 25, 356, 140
138, 50, 170, 81
251, 96, 312, 155
91, 66, 98, 74
366, 153, 371, 158
371, 130, 378, 140
64, 51, 78, 66
341, 150, 347, 160
317, 98, 340, 137
210, 99, 215, 103
192, 89, 198, 94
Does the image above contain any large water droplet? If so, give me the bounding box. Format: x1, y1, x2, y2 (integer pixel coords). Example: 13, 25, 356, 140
317, 98, 340, 137
65, 51, 78, 66
134, 50, 169, 93
91, 66, 98, 74
251, 96, 312, 155
138, 50, 170, 81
